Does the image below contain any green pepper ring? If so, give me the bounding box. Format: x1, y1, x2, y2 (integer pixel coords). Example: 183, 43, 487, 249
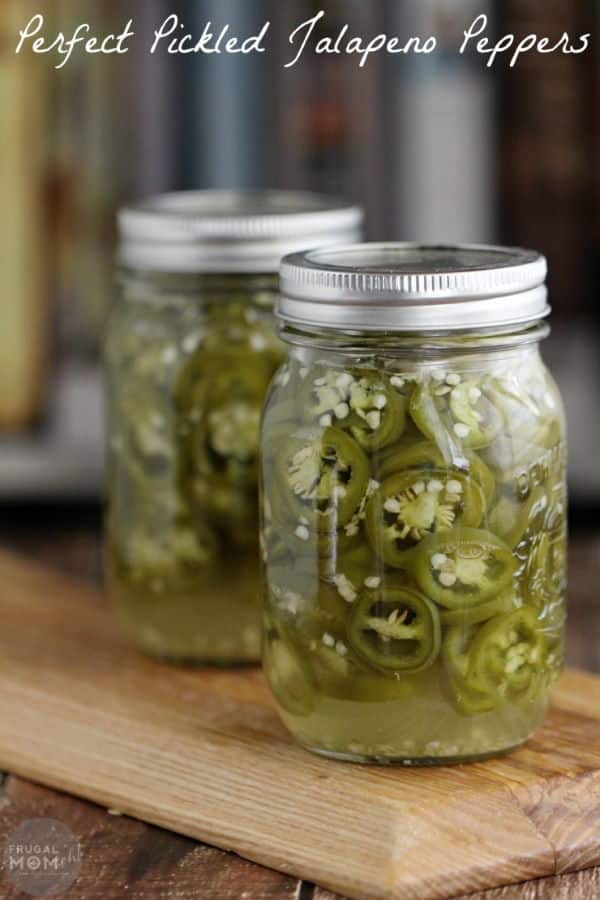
265, 462, 366, 563
414, 527, 517, 610
347, 587, 441, 674
365, 468, 486, 569
410, 380, 503, 450
447, 674, 499, 716
376, 440, 495, 505
481, 420, 563, 487
468, 607, 547, 701
309, 639, 419, 703
278, 426, 370, 532
488, 485, 549, 549
442, 625, 499, 715
448, 380, 504, 448
483, 379, 562, 448
346, 375, 407, 452
439, 591, 515, 627
300, 368, 407, 452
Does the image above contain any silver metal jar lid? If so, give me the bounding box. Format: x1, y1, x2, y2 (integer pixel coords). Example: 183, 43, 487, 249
118, 190, 364, 274
279, 243, 550, 332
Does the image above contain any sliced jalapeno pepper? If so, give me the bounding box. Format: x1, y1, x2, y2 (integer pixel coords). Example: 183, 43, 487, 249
332, 543, 382, 602
310, 636, 355, 691
376, 440, 495, 504
468, 608, 546, 701
265, 587, 365, 709
176, 345, 273, 415
443, 610, 546, 715
366, 469, 485, 568
302, 368, 406, 451
119, 382, 174, 480
484, 375, 563, 448
410, 375, 503, 449
266, 558, 348, 636
414, 528, 517, 609
348, 587, 441, 674
310, 638, 419, 702
481, 420, 563, 491
278, 426, 369, 533
175, 347, 275, 528
342, 670, 418, 703
266, 594, 387, 704
268, 482, 365, 565
442, 625, 498, 715
488, 485, 549, 548
117, 521, 219, 587
439, 591, 515, 626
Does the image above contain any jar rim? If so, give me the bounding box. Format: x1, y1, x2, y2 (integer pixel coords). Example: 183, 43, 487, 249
279, 242, 550, 332
118, 190, 363, 274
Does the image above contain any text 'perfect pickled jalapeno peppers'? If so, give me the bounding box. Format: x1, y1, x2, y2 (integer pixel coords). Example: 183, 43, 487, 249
261, 243, 567, 764
106, 191, 363, 663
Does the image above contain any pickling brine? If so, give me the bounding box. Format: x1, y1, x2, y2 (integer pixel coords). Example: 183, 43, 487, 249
261, 243, 567, 763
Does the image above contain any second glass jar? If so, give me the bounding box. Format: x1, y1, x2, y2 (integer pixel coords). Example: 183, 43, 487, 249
106, 191, 363, 663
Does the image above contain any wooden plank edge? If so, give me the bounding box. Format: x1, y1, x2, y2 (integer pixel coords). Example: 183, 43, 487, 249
0, 723, 584, 900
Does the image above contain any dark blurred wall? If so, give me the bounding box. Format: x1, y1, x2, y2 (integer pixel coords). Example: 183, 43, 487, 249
498, 0, 595, 320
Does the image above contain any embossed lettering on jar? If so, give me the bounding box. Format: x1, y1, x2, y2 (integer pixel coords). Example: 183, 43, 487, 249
261, 243, 567, 763
106, 191, 362, 663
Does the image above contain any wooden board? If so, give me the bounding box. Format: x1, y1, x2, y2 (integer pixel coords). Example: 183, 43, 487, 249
0, 549, 598, 900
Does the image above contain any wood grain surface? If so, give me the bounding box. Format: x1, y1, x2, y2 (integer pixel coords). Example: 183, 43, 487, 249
0, 548, 598, 900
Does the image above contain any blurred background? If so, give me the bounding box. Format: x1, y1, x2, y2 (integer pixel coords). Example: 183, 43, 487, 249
1, 0, 599, 561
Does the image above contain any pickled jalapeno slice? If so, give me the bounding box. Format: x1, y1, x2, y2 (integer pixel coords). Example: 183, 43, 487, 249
439, 592, 515, 627
304, 632, 416, 703
468, 608, 546, 701
207, 402, 261, 464
366, 469, 485, 568
377, 440, 495, 504
120, 382, 174, 480
414, 528, 517, 609
448, 379, 504, 447
308, 633, 365, 697
488, 485, 549, 548
481, 418, 563, 488
279, 426, 369, 532
442, 626, 499, 715
303, 369, 406, 451
346, 372, 407, 451
442, 609, 546, 714
119, 522, 218, 586
483, 375, 557, 446
177, 350, 267, 464
334, 543, 381, 601
410, 374, 503, 449
175, 346, 276, 537
348, 587, 441, 674
284, 564, 351, 636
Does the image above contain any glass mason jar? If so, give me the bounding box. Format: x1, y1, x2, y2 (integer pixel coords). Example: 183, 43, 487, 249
261, 244, 567, 764
105, 191, 363, 663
